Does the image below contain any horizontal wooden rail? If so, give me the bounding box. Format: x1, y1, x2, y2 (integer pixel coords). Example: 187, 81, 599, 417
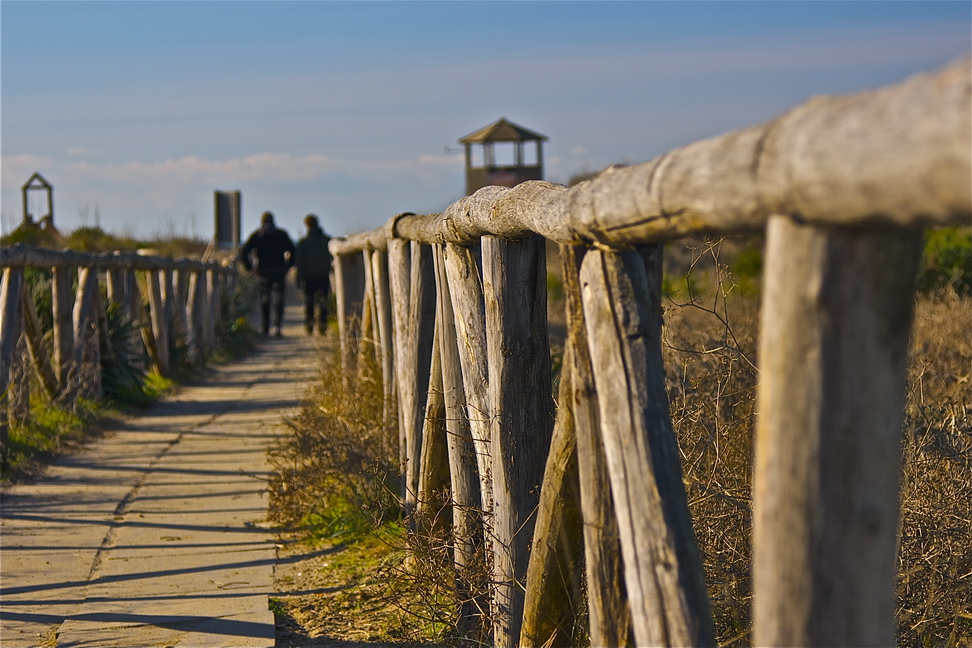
0, 245, 240, 461
0, 244, 233, 273
325, 57, 970, 647
331, 56, 969, 256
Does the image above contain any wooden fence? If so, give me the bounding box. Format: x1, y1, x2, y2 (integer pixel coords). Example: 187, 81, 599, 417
0, 245, 237, 452
327, 57, 970, 647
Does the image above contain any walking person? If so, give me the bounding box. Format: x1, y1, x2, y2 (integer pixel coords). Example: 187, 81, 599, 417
240, 211, 295, 337
294, 214, 332, 336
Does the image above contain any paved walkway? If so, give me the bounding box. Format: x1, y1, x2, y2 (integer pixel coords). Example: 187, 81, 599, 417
1, 303, 319, 648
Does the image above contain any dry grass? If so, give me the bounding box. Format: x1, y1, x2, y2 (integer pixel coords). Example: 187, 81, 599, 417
271, 238, 970, 647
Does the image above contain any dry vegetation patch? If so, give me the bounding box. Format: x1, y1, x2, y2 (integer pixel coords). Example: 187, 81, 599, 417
271, 238, 971, 647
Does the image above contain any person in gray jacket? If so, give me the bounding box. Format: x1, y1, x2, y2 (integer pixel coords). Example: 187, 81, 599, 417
294, 214, 332, 335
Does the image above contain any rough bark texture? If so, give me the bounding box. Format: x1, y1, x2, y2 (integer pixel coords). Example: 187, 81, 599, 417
754, 216, 922, 647
0, 268, 25, 450
22, 288, 58, 400
442, 244, 493, 514
371, 250, 396, 444
580, 247, 714, 647
482, 235, 553, 647
561, 243, 632, 647
73, 266, 102, 401
519, 346, 584, 648
51, 266, 75, 392
433, 244, 484, 636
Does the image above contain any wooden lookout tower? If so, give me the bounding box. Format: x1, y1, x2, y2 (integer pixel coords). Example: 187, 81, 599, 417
21, 172, 54, 228
460, 117, 547, 196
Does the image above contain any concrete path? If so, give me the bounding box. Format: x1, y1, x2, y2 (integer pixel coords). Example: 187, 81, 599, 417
1, 303, 319, 648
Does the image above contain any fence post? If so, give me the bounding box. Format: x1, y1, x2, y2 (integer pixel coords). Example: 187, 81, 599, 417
371, 249, 396, 444
416, 331, 449, 527
51, 265, 75, 392
433, 243, 484, 636
22, 288, 58, 401
145, 269, 170, 377
753, 217, 923, 647
402, 242, 437, 511
519, 341, 584, 648
442, 244, 493, 526
482, 234, 553, 647
0, 267, 25, 452
335, 251, 366, 371
172, 268, 190, 349
73, 266, 102, 401
579, 246, 714, 647
388, 239, 411, 494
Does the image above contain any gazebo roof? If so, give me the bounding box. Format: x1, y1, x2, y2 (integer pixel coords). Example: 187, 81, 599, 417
459, 118, 547, 144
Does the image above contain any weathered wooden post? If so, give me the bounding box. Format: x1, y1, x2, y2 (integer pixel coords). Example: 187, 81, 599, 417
753, 217, 923, 647
402, 242, 437, 511
51, 265, 75, 392
334, 251, 366, 371
388, 238, 411, 491
371, 249, 396, 446
580, 246, 714, 647
172, 267, 190, 349
442, 244, 493, 522
185, 270, 202, 362
481, 234, 553, 647
22, 287, 58, 400
433, 243, 484, 636
0, 267, 25, 450
145, 269, 170, 377
416, 332, 449, 527
73, 266, 102, 401
562, 243, 631, 646
519, 343, 584, 648
207, 268, 221, 347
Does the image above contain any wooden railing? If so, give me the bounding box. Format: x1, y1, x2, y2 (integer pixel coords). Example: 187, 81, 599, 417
346, 57, 966, 646
0, 245, 237, 451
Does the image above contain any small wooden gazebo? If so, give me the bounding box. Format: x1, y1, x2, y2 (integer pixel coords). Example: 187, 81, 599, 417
459, 118, 547, 195
21, 172, 54, 227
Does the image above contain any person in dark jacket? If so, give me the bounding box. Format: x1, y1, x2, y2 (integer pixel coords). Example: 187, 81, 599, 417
240, 211, 295, 336
293, 214, 332, 335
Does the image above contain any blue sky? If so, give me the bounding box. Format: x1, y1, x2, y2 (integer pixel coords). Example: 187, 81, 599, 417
2, 1, 969, 241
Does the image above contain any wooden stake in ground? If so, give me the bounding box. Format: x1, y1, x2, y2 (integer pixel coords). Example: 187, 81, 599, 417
562, 243, 631, 647
580, 246, 714, 647
482, 234, 553, 647
754, 216, 922, 647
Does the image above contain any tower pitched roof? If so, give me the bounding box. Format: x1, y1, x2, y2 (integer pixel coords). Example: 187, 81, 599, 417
459, 117, 547, 144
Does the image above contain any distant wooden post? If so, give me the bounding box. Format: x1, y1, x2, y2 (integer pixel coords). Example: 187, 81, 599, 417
145, 269, 170, 377
482, 234, 553, 647
334, 251, 366, 371
0, 267, 25, 450
388, 239, 411, 492
73, 266, 102, 401
753, 217, 923, 647
371, 249, 396, 444
51, 265, 75, 392
207, 268, 220, 347
22, 288, 59, 400
579, 246, 714, 647
172, 268, 190, 348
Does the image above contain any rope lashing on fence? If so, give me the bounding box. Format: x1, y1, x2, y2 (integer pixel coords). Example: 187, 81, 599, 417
331, 55, 969, 256
324, 57, 971, 648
